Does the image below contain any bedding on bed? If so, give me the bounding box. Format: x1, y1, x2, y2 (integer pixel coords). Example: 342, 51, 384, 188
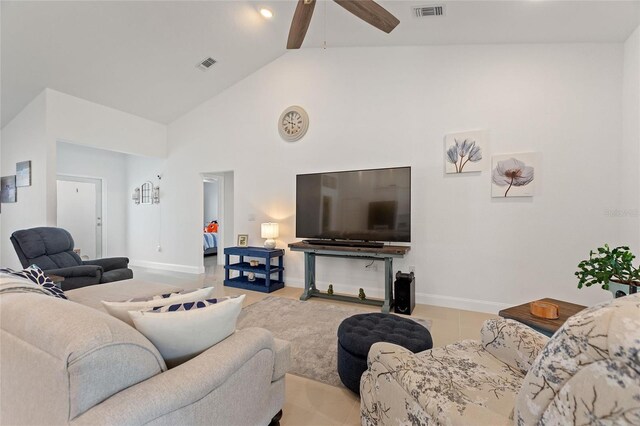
203, 232, 217, 250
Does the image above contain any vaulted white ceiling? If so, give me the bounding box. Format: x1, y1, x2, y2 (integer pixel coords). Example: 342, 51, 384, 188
2, 0, 639, 127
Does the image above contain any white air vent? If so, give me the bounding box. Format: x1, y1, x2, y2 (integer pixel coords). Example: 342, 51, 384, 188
413, 5, 445, 17
197, 57, 217, 71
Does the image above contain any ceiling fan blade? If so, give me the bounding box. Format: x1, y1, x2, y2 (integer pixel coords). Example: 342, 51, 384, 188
287, 0, 317, 49
333, 0, 399, 34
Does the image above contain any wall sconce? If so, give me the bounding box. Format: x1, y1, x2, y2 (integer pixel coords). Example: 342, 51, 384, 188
261, 222, 279, 249
153, 186, 160, 204
132, 187, 140, 204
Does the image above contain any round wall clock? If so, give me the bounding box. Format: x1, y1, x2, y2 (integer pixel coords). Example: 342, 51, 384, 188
278, 105, 309, 142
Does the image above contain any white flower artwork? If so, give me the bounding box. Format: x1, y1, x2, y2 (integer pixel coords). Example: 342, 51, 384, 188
444, 130, 488, 174
491, 153, 536, 197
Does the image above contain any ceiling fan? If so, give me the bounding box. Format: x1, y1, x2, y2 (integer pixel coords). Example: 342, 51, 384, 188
287, 0, 400, 49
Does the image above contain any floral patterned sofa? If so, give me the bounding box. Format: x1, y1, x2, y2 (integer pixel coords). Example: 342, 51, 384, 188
361, 294, 640, 425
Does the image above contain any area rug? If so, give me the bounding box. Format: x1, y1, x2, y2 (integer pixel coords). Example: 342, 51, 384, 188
237, 296, 432, 388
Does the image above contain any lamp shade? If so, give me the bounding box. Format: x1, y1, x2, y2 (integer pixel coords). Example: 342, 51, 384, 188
261, 223, 279, 239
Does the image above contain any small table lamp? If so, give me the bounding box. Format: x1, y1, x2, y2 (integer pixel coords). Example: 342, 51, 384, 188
261, 222, 279, 249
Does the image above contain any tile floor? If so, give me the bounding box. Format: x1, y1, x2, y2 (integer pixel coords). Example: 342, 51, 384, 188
132, 256, 497, 426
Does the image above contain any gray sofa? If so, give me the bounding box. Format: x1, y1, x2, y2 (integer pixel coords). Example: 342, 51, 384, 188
0, 278, 290, 425
11, 227, 133, 290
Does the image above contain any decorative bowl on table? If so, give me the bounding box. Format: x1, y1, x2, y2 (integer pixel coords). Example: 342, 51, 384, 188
530, 300, 559, 319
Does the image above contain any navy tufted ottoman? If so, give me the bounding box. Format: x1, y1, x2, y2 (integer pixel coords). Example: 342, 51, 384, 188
337, 313, 433, 394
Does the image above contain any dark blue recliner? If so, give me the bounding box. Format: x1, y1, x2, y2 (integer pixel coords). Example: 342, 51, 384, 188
10, 227, 133, 291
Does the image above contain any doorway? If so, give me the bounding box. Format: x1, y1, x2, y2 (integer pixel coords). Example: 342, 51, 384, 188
203, 177, 220, 265
57, 175, 103, 259
202, 171, 234, 268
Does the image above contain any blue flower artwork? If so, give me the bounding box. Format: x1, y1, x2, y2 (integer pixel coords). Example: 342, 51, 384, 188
444, 130, 488, 174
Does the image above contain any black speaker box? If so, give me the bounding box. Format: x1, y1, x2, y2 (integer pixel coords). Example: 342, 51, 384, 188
394, 271, 415, 315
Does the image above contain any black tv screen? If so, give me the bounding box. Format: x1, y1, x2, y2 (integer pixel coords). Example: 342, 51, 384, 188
296, 167, 411, 242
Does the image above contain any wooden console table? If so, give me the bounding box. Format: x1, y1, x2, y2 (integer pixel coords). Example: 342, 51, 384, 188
288, 242, 410, 313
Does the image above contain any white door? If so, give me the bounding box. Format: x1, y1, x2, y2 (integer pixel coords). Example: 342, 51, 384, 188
57, 177, 102, 259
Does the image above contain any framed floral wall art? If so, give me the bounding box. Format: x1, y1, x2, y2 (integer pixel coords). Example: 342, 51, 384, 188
444, 130, 489, 174
491, 153, 536, 197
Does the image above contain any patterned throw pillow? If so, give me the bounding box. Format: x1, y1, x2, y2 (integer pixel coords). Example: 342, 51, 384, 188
0, 266, 67, 300
150, 297, 232, 312
126, 289, 203, 303
102, 286, 215, 326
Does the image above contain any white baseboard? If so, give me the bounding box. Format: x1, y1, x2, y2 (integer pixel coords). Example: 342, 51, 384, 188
413, 292, 511, 315
284, 278, 509, 315
129, 260, 204, 274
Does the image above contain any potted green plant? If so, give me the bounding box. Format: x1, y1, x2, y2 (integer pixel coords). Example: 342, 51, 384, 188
575, 244, 640, 298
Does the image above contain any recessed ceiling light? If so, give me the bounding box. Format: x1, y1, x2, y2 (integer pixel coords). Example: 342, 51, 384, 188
260, 8, 273, 19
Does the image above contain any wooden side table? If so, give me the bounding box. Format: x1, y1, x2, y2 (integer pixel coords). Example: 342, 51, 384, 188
46, 274, 65, 288
498, 298, 586, 337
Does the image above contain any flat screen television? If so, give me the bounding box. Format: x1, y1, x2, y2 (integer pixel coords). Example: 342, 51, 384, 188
296, 167, 411, 243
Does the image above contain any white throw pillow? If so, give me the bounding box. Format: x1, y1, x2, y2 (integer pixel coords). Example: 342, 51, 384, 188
129, 295, 245, 368
102, 287, 215, 326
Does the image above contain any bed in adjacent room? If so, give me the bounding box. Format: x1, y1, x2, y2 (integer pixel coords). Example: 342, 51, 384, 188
204, 232, 217, 256
204, 221, 218, 256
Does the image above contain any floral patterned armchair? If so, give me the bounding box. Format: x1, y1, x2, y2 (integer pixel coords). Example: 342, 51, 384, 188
361, 294, 640, 425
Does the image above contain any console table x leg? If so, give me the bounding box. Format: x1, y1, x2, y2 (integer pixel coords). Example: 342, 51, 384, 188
300, 252, 316, 301
382, 257, 394, 313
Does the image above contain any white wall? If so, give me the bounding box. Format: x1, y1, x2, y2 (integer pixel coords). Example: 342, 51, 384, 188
141, 43, 629, 312
124, 154, 190, 271
56, 141, 129, 257
1, 89, 167, 268
0, 91, 50, 268
3, 42, 635, 313
622, 26, 640, 250
47, 89, 167, 158
203, 181, 219, 224
222, 171, 234, 253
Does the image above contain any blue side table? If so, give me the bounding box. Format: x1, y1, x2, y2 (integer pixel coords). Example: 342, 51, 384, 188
224, 246, 285, 293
